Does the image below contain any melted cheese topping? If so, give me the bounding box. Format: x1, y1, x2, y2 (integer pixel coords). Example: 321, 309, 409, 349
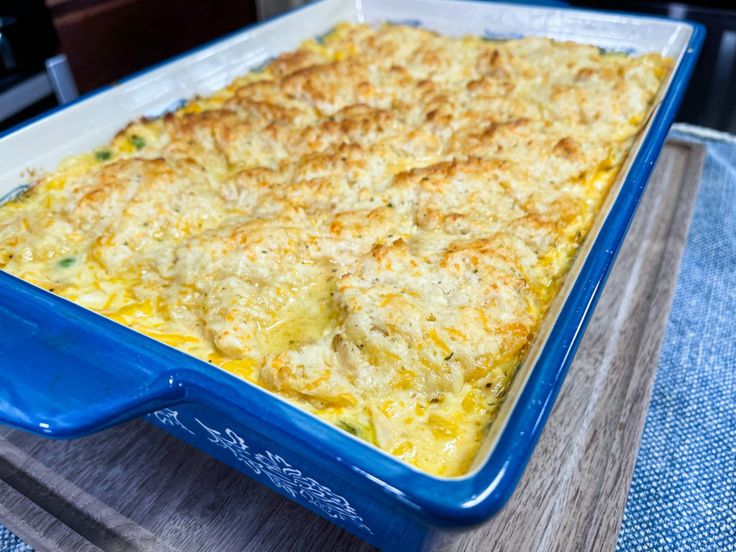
0, 24, 671, 476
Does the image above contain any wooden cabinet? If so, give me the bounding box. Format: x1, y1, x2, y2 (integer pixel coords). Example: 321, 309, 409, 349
46, 0, 257, 93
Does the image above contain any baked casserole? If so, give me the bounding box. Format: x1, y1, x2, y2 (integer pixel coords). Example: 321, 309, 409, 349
0, 23, 671, 476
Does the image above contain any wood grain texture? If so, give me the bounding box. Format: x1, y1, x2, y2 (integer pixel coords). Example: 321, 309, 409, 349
0, 141, 705, 552
0, 480, 100, 552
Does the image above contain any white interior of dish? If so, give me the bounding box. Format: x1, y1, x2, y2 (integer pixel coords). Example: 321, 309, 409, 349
0, 0, 693, 478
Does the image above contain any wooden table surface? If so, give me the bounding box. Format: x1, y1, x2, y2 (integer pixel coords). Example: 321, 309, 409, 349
0, 140, 705, 552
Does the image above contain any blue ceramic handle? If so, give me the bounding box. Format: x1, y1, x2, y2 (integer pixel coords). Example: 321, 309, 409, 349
0, 271, 185, 437
0, 271, 325, 444
0, 271, 330, 452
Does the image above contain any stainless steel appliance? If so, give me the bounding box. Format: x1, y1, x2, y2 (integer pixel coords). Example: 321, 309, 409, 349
0, 0, 77, 130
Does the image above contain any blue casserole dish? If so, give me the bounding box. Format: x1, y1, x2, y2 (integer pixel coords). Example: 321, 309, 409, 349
0, 1, 703, 549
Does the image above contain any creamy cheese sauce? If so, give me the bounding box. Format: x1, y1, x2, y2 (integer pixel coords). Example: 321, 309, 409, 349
0, 24, 671, 476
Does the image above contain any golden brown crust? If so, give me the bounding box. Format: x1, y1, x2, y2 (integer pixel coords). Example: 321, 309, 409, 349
0, 23, 672, 476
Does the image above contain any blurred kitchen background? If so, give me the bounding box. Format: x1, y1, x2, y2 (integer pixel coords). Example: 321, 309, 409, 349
1, 0, 734, 133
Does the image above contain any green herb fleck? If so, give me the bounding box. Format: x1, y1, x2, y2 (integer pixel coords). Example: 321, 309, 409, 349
598, 46, 627, 57
337, 421, 359, 436
95, 150, 112, 161
57, 256, 76, 268
130, 135, 146, 150
444, 352, 454, 361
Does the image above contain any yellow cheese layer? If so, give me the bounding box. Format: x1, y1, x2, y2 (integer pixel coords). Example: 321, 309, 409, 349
0, 23, 671, 476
